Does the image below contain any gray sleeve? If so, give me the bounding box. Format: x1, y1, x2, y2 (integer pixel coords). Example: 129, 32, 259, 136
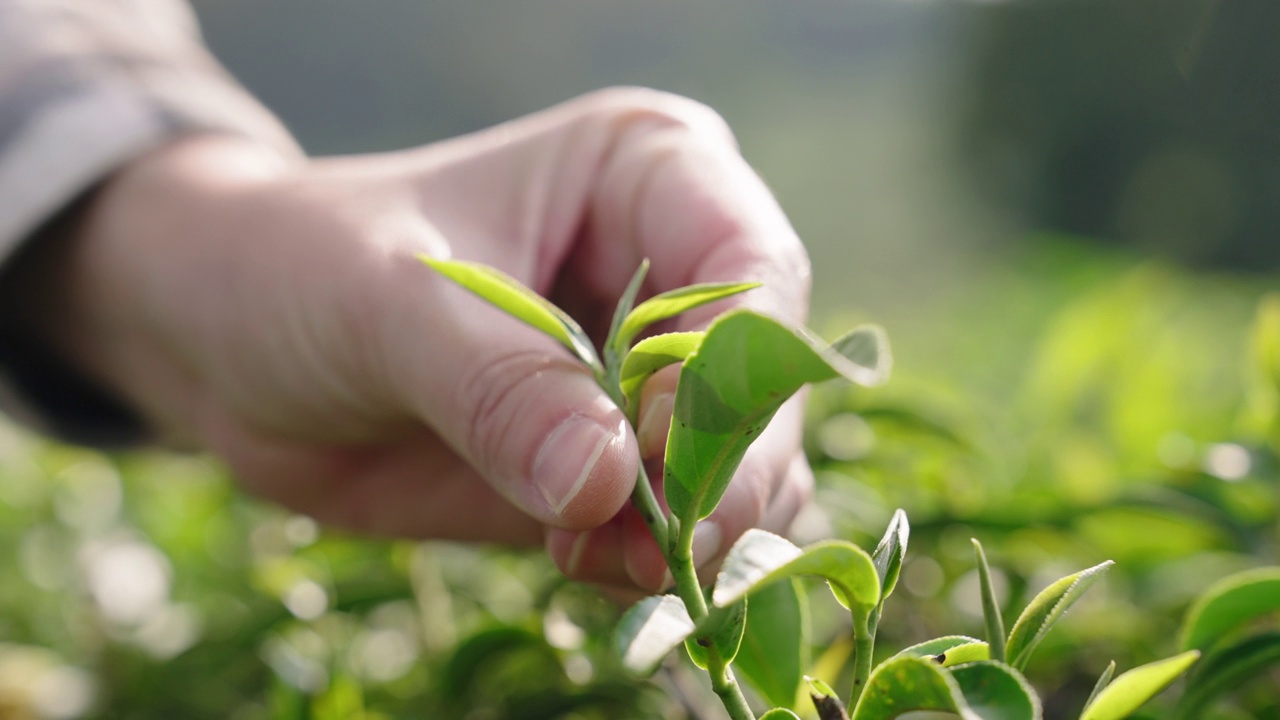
0, 0, 302, 444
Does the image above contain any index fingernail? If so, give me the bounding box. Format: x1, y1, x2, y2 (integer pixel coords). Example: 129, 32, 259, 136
533, 415, 623, 515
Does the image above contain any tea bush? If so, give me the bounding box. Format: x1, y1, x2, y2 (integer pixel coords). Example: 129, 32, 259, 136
0, 245, 1276, 718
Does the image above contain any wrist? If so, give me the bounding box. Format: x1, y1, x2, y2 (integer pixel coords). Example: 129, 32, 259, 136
13, 134, 298, 443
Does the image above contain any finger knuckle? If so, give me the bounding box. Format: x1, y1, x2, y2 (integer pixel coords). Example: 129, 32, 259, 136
456, 348, 556, 473
579, 86, 738, 148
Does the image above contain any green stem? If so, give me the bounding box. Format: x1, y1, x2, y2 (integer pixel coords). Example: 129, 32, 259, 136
667, 507, 754, 718
599, 359, 625, 411
851, 618, 875, 703
708, 648, 756, 720
600, 357, 671, 555
630, 463, 669, 551
669, 515, 709, 619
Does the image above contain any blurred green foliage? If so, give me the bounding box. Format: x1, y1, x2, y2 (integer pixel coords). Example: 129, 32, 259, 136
0, 242, 1277, 719
807, 245, 1280, 719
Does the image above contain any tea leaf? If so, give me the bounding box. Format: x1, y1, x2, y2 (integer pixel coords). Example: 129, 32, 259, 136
685, 598, 747, 670
712, 530, 880, 622
806, 676, 840, 700
1006, 561, 1113, 670
889, 636, 987, 665
939, 642, 992, 668
418, 256, 601, 371
1177, 633, 1280, 719
831, 325, 891, 384
949, 661, 1041, 720
973, 539, 1007, 663
733, 579, 809, 709
614, 595, 696, 676
807, 677, 850, 720
1178, 567, 1280, 653
850, 655, 976, 720
712, 529, 802, 601
760, 711, 802, 720
618, 332, 705, 422
604, 259, 651, 361
665, 311, 891, 523
616, 281, 760, 351
871, 509, 909, 606
1083, 660, 1116, 711
1081, 651, 1199, 720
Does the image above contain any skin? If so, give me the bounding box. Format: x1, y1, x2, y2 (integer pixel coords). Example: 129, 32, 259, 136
25, 87, 813, 592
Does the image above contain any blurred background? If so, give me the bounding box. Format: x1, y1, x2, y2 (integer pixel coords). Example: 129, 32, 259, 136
2, 1, 1278, 718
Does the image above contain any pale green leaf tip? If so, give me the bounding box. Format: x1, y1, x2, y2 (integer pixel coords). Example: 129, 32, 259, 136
1082, 651, 1199, 720
1083, 659, 1117, 711
805, 675, 838, 698
833, 323, 893, 387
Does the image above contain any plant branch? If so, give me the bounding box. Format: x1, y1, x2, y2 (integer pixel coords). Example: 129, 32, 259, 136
634, 432, 749, 720
597, 351, 673, 558
630, 463, 668, 552
851, 618, 875, 704
708, 647, 756, 720
669, 515, 709, 619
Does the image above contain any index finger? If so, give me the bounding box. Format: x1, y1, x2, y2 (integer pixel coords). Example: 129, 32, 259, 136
563, 87, 813, 330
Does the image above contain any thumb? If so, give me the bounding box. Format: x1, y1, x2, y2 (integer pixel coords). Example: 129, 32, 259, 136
377, 255, 638, 530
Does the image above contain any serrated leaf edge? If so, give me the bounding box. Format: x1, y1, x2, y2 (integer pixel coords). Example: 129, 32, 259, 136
1009, 561, 1114, 669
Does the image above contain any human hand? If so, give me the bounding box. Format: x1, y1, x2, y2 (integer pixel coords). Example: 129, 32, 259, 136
38, 88, 813, 591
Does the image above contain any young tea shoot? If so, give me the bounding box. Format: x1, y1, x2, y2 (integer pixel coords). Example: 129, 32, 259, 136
421, 255, 889, 718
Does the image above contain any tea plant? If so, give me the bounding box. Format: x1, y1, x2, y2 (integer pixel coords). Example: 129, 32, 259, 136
618, 515, 1212, 720
806, 264, 1280, 717
422, 256, 1280, 719
0, 252, 1274, 717
419, 257, 1224, 719
421, 255, 888, 717
1175, 567, 1280, 719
